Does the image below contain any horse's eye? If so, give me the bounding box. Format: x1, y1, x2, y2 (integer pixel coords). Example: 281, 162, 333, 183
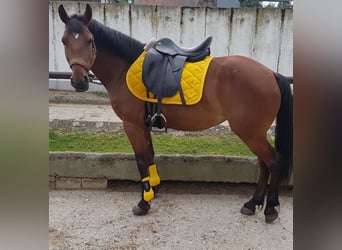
87, 38, 93, 44
61, 38, 67, 46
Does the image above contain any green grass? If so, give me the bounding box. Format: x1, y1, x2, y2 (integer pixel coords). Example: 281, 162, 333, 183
49, 129, 274, 156
49, 130, 131, 153
93, 92, 109, 98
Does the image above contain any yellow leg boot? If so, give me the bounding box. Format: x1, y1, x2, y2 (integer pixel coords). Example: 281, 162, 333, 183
149, 164, 160, 187
141, 177, 154, 202
132, 177, 154, 216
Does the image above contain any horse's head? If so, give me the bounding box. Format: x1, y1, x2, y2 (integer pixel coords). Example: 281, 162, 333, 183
58, 4, 96, 92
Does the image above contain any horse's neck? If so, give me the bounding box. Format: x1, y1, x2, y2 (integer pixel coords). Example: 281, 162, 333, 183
91, 49, 130, 90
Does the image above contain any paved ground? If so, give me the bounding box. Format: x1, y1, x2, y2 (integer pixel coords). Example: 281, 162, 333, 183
49, 90, 119, 123
49, 182, 293, 250
49, 103, 122, 123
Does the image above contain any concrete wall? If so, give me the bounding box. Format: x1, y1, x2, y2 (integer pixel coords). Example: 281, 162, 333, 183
49, 152, 293, 186
49, 152, 260, 184
49, 2, 292, 90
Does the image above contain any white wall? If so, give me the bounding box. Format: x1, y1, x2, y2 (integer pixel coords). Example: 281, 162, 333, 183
49, 2, 293, 89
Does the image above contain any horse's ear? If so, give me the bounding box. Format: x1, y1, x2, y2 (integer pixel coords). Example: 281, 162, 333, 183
83, 4, 92, 25
58, 5, 70, 24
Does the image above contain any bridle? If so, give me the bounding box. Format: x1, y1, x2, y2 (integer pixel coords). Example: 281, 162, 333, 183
68, 31, 97, 73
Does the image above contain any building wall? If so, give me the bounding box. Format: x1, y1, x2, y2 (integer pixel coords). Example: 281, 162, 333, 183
49, 1, 293, 75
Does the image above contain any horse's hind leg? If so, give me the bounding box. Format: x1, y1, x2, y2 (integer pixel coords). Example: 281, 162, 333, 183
264, 152, 283, 223
238, 137, 281, 223
123, 121, 160, 216
240, 160, 269, 215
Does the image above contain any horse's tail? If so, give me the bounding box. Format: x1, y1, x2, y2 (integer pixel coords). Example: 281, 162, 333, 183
274, 72, 293, 184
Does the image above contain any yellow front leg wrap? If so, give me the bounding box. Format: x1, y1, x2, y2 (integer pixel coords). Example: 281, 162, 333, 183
149, 164, 160, 187
141, 177, 154, 202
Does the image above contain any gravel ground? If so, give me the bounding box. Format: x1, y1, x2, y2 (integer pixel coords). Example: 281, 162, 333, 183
49, 182, 293, 250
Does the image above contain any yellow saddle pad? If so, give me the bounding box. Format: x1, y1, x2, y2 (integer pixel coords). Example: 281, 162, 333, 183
126, 51, 213, 105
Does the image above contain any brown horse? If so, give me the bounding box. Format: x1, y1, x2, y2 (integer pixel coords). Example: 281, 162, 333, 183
58, 4, 292, 223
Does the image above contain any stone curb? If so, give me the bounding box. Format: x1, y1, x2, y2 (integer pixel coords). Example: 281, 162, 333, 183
49, 119, 125, 132
49, 152, 261, 189
49, 95, 110, 105
49, 90, 110, 105
49, 150, 293, 189
49, 119, 239, 135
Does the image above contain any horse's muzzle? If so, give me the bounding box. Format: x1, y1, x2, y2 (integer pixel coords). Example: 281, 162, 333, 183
70, 75, 89, 92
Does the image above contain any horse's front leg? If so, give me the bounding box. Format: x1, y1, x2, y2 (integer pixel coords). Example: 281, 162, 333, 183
123, 121, 160, 215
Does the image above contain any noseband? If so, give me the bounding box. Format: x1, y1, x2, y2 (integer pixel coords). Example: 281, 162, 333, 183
68, 31, 96, 72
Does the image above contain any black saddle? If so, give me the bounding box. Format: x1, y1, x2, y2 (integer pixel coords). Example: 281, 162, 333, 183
142, 36, 212, 132
154, 37, 212, 61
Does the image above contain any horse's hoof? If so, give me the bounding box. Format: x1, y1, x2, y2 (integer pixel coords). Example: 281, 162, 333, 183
132, 206, 148, 215
240, 205, 255, 216
264, 207, 279, 223
265, 212, 278, 223
132, 200, 150, 216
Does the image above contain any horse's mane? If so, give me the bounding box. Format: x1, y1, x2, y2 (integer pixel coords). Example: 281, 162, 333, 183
66, 15, 144, 64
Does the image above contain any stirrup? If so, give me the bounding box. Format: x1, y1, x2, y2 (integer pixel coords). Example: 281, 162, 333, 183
150, 113, 167, 133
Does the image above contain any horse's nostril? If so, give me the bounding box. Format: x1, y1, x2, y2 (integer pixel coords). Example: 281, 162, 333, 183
84, 75, 89, 83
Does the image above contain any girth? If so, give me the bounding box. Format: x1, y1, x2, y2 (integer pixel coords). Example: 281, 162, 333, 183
142, 37, 212, 132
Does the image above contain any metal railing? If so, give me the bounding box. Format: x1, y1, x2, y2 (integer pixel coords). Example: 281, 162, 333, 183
49, 71, 102, 85
49, 71, 293, 84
